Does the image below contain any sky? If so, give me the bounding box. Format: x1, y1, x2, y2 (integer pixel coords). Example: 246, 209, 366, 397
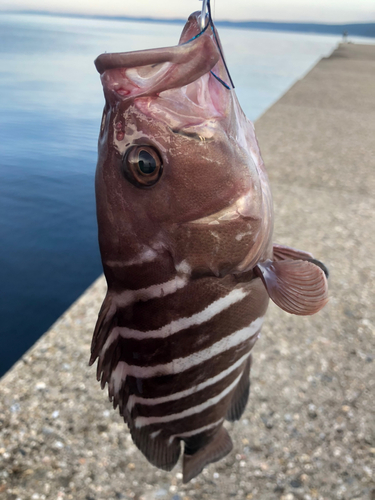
1, 0, 374, 23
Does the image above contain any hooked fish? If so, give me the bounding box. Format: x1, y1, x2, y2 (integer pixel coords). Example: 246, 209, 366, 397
90, 5, 328, 483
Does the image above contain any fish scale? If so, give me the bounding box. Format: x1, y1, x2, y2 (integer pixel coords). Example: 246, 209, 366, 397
91, 8, 328, 483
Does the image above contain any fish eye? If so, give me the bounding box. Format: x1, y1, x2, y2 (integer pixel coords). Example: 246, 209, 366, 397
122, 145, 163, 188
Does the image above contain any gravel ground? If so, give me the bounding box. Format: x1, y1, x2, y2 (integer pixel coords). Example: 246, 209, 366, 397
1, 43, 374, 500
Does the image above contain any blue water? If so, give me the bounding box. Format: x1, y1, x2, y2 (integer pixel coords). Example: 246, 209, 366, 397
0, 12, 357, 376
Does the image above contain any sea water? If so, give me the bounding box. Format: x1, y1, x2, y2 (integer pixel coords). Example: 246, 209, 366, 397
0, 12, 365, 376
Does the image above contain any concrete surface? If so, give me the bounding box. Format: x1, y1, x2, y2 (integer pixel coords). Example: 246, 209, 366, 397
1, 43, 374, 500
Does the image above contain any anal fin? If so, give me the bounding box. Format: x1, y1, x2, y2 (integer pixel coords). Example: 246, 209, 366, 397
183, 426, 233, 483
130, 427, 181, 472
226, 355, 252, 422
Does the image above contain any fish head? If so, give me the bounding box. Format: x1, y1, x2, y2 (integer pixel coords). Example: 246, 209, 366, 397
95, 12, 273, 286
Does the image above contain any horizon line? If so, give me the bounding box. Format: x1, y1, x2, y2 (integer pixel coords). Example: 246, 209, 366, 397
2, 9, 375, 27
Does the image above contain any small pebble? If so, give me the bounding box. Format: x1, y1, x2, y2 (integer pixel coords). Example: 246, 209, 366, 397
155, 489, 168, 498
281, 494, 295, 500
52, 441, 64, 449
308, 404, 317, 418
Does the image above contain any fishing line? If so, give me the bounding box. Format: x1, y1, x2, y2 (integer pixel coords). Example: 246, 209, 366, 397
185, 0, 235, 90
206, 0, 235, 89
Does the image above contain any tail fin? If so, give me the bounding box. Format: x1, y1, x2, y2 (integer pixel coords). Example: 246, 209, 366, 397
183, 426, 233, 483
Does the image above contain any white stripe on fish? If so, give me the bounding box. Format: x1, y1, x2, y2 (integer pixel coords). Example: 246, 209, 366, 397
105, 241, 169, 268
168, 418, 224, 445
134, 374, 242, 428
126, 351, 251, 411
106, 248, 158, 267
103, 288, 249, 352
113, 273, 188, 309
109, 317, 264, 391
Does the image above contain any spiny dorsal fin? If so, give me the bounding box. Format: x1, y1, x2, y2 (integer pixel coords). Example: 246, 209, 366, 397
89, 292, 115, 367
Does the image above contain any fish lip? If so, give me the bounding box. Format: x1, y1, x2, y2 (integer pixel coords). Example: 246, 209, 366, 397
96, 11, 231, 122
96, 16, 220, 102
189, 190, 261, 225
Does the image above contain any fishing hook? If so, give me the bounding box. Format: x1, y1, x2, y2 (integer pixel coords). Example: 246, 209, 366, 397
200, 0, 209, 30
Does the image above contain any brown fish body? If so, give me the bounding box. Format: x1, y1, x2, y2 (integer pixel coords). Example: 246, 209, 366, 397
91, 11, 328, 482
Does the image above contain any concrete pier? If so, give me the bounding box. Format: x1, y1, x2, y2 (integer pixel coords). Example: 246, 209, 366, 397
1, 43, 374, 500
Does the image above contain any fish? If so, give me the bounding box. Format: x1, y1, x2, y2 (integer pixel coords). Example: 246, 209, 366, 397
90, 6, 329, 483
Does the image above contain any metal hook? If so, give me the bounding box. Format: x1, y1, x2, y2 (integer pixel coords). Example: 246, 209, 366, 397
200, 0, 209, 30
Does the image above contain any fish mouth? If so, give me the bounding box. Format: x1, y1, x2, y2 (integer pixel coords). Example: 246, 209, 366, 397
95, 12, 232, 123
190, 190, 262, 225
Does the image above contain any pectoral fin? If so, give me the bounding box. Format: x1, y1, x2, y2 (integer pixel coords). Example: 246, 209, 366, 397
255, 259, 328, 315
273, 243, 329, 278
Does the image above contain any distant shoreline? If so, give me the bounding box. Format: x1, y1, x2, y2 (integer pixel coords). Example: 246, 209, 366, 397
3, 10, 375, 38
